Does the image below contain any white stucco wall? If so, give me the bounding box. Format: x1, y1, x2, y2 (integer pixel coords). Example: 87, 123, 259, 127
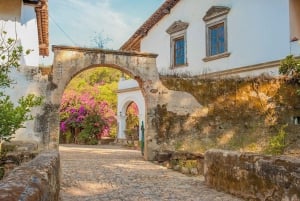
0, 1, 39, 67
117, 79, 145, 140
0, 1, 43, 143
20, 4, 40, 67
141, 0, 297, 76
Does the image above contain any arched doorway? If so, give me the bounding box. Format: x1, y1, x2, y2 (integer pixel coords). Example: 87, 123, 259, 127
117, 78, 145, 142
48, 45, 201, 160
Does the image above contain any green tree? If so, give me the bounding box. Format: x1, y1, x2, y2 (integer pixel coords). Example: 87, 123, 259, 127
279, 55, 300, 95
0, 30, 42, 143
279, 55, 300, 77
90, 31, 112, 49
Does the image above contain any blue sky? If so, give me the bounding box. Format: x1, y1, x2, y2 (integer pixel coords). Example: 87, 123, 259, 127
42, 0, 164, 64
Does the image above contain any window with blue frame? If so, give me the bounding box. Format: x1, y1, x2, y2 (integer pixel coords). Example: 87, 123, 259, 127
166, 20, 189, 68
203, 6, 230, 61
208, 23, 225, 56
174, 37, 185, 66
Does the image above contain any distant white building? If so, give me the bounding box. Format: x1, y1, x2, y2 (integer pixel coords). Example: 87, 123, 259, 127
117, 0, 300, 140
121, 0, 300, 78
116, 78, 145, 141
0, 0, 49, 143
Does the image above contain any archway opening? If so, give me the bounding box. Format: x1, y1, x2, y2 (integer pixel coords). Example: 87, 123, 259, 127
124, 101, 139, 141
116, 78, 146, 145
59, 66, 139, 145
51, 46, 159, 160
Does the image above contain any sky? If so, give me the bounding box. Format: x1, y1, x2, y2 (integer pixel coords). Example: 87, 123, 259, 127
42, 0, 164, 65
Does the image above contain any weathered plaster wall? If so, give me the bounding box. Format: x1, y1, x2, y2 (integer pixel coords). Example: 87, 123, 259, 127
204, 149, 300, 201
0, 0, 46, 146
5, 67, 50, 145
0, 150, 60, 201
159, 75, 300, 155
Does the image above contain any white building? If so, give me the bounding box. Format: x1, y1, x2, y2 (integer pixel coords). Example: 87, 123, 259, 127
0, 0, 49, 65
116, 78, 145, 141
0, 0, 49, 143
117, 0, 300, 140
121, 0, 300, 77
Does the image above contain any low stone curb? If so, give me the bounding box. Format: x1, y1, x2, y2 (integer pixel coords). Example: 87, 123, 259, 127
0, 150, 60, 201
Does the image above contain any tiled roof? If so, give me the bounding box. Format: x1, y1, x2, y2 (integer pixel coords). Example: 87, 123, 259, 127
35, 0, 49, 56
120, 0, 181, 51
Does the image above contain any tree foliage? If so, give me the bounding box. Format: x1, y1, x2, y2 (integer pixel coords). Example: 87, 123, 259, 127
279, 55, 300, 95
0, 30, 42, 143
90, 31, 112, 49
279, 55, 300, 77
60, 67, 137, 144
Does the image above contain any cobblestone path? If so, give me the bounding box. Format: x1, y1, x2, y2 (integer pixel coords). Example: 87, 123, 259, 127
60, 144, 243, 201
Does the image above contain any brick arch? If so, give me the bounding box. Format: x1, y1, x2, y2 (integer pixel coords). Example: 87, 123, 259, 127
49, 46, 161, 160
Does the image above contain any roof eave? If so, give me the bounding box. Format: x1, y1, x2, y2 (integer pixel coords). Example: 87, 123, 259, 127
120, 0, 181, 51
35, 0, 49, 56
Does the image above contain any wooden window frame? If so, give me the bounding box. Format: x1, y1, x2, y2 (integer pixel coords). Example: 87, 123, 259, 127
208, 22, 226, 56
166, 21, 189, 69
173, 36, 185, 67
170, 30, 188, 68
203, 6, 231, 62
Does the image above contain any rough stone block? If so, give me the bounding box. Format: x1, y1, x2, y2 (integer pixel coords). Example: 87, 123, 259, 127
190, 168, 199, 175
1, 141, 38, 152
181, 167, 190, 174
0, 150, 60, 201
204, 149, 300, 201
157, 152, 172, 162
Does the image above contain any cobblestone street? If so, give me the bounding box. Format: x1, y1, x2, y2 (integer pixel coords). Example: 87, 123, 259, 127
60, 144, 243, 201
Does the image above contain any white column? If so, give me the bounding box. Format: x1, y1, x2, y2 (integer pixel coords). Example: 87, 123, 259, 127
117, 113, 126, 139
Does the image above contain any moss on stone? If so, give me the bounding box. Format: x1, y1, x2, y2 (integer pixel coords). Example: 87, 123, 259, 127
159, 75, 300, 155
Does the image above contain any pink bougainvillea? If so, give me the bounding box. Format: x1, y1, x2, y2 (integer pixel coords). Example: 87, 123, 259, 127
59, 89, 116, 143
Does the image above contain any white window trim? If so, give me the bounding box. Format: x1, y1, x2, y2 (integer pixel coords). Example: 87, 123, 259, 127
170, 30, 188, 68
203, 6, 231, 62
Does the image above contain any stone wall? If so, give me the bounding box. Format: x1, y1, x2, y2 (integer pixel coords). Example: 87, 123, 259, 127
0, 150, 60, 201
159, 76, 300, 155
204, 149, 300, 201
156, 150, 204, 175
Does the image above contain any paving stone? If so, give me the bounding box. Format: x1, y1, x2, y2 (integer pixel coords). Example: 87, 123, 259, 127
60, 144, 243, 201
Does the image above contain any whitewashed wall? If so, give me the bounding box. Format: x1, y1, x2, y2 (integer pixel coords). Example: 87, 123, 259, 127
141, 0, 298, 76
0, 1, 44, 143
0, 1, 39, 67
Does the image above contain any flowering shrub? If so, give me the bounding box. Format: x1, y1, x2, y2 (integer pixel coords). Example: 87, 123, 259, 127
59, 90, 116, 144
126, 102, 139, 130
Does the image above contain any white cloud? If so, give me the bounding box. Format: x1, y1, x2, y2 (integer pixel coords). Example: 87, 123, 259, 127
49, 0, 136, 49
43, 0, 163, 65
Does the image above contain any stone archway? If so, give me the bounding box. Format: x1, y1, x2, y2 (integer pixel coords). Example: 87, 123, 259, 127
49, 46, 161, 160
45, 45, 202, 160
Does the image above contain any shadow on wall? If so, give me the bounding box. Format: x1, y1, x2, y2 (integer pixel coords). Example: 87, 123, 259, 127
157, 75, 300, 155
